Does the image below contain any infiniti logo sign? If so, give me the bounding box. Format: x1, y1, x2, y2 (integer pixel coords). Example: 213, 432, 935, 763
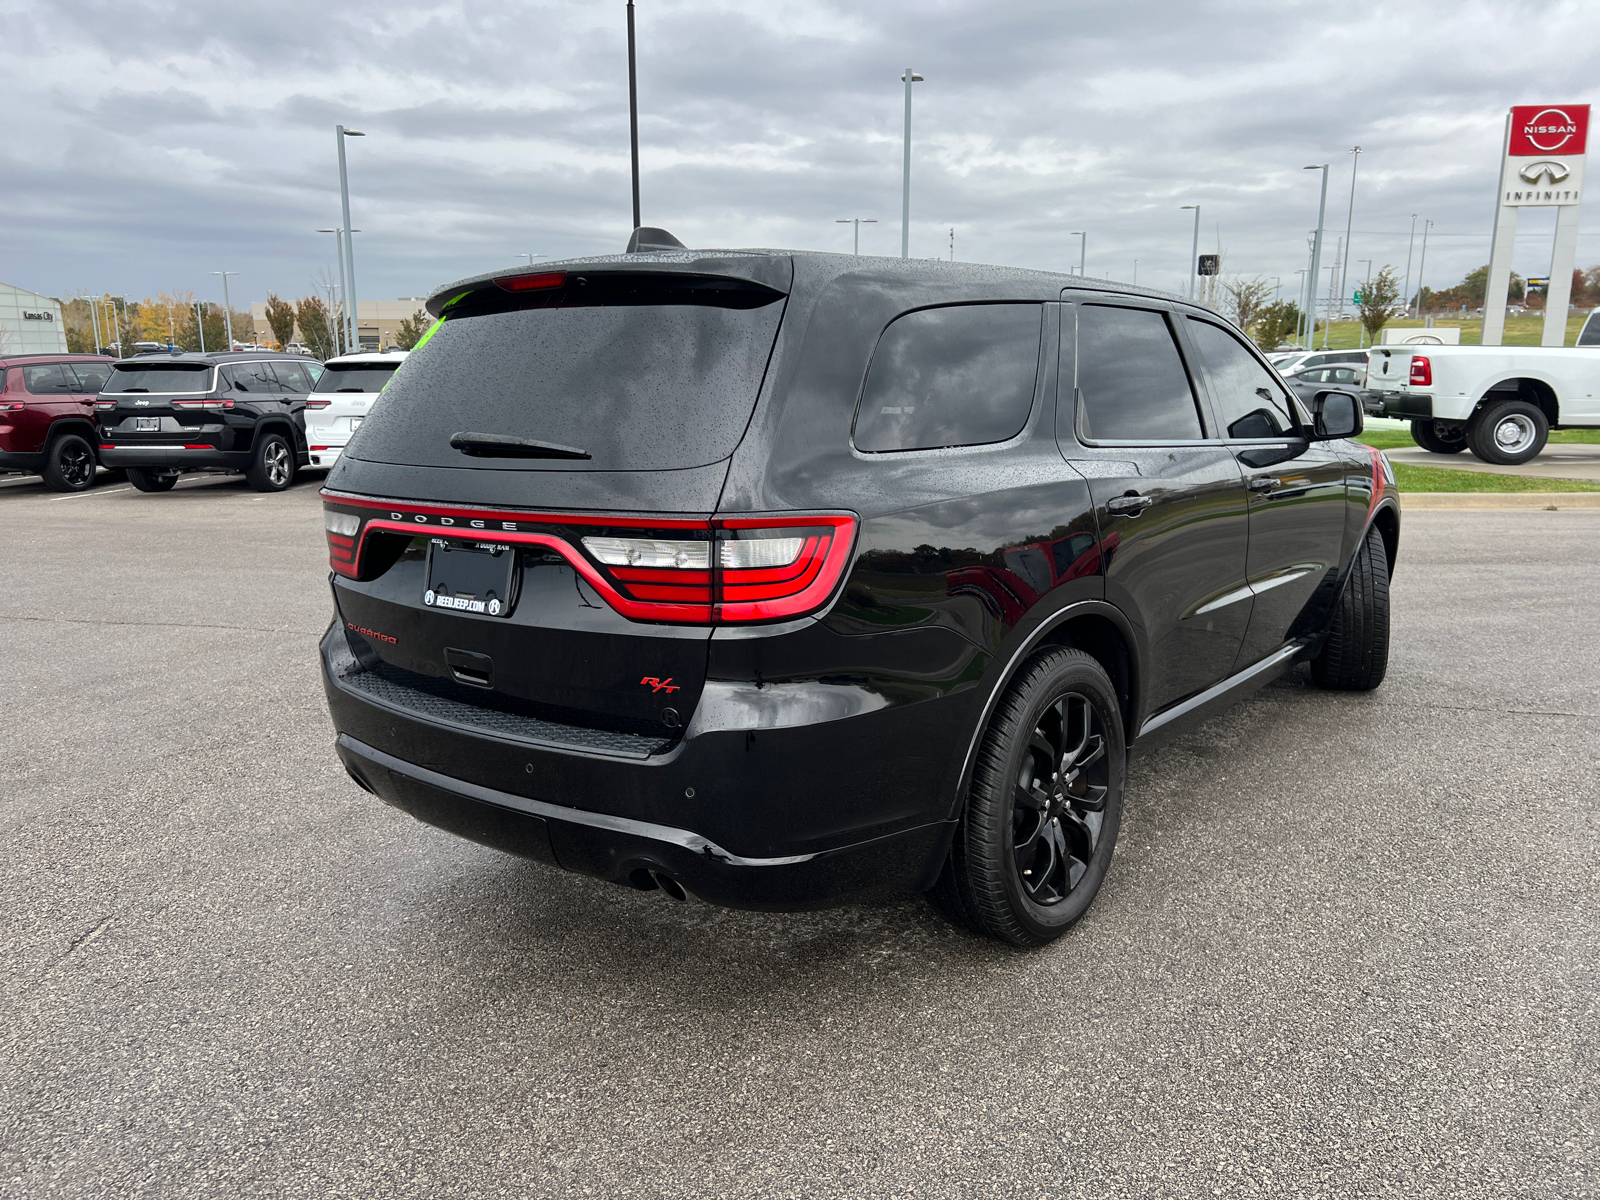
1519, 160, 1570, 185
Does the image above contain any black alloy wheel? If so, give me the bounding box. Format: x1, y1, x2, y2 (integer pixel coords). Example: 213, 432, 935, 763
246, 433, 296, 492
126, 467, 178, 493
929, 647, 1125, 947
42, 433, 97, 492
1410, 419, 1467, 455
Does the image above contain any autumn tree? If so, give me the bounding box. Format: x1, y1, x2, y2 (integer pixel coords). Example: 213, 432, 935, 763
394, 312, 432, 350
1359, 265, 1402, 342
264, 293, 297, 350
295, 295, 336, 360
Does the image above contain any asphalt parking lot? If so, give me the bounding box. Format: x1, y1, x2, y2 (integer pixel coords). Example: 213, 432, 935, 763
2, 471, 1596, 1199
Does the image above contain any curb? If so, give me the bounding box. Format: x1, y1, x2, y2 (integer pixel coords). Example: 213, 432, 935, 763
1399, 492, 1600, 510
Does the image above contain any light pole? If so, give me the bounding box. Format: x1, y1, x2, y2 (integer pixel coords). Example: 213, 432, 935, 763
335, 125, 364, 350
627, 0, 641, 231
900, 68, 924, 259
1339, 146, 1361, 318
1181, 205, 1200, 298
210, 271, 239, 350
1402, 214, 1418, 319
1071, 231, 1086, 276
1355, 259, 1372, 346
1414, 218, 1433, 319
109, 297, 124, 357
195, 302, 207, 353
87, 296, 103, 353
317, 228, 357, 354
1133, 259, 1138, 286
1303, 164, 1329, 351
835, 218, 878, 255
1271, 276, 1282, 303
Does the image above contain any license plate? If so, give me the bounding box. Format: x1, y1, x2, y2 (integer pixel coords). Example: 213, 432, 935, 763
424, 539, 517, 617
350, 417, 363, 430
135, 417, 159, 431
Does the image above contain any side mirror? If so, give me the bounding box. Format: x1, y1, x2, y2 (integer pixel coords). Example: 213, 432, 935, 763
1311, 389, 1362, 440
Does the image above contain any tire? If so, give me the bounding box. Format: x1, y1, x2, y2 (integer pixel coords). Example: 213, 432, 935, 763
41, 433, 97, 492
1467, 398, 1547, 465
246, 433, 296, 492
929, 648, 1125, 947
1310, 525, 1390, 691
1410, 419, 1467, 455
125, 467, 178, 493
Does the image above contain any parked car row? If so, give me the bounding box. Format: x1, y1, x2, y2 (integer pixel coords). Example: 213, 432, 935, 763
0, 349, 405, 492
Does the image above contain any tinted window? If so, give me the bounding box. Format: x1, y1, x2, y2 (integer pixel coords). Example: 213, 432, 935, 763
223, 362, 279, 393
21, 364, 78, 394
272, 360, 315, 394
1187, 318, 1296, 439
1580, 314, 1600, 346
354, 274, 785, 472
103, 364, 212, 393
69, 363, 112, 392
854, 304, 1042, 453
1074, 305, 1203, 441
314, 362, 402, 393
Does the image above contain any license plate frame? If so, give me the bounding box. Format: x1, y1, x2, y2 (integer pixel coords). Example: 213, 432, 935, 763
134, 417, 159, 432
423, 538, 517, 618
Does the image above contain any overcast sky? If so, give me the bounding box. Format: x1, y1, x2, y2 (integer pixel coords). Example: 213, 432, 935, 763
4, 0, 1598, 311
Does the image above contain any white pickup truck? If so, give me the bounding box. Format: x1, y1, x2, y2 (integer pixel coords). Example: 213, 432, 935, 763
1364, 344, 1600, 464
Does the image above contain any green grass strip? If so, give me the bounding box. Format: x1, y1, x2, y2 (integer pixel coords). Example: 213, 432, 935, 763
1360, 428, 1600, 451
1392, 464, 1600, 493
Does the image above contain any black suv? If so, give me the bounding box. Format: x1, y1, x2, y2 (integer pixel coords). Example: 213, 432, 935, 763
97, 351, 324, 492
319, 232, 1400, 946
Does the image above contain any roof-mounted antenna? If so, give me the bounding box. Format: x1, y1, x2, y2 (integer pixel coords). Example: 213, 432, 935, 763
625, 227, 687, 253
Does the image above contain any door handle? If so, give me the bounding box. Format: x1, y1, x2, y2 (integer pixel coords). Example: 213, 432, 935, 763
1248, 476, 1281, 493
1106, 493, 1154, 516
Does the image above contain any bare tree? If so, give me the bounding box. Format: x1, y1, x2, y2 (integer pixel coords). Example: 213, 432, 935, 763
1222, 277, 1274, 338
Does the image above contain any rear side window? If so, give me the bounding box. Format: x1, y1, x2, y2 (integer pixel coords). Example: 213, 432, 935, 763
103, 364, 212, 393
271, 361, 315, 394
1186, 318, 1296, 439
223, 362, 279, 393
1073, 305, 1203, 442
314, 362, 401, 393
21, 364, 78, 394
854, 304, 1042, 453
352, 272, 786, 472
70, 363, 112, 392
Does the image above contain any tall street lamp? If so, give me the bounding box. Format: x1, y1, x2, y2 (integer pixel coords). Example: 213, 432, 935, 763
1181, 205, 1200, 299
194, 302, 207, 353
210, 271, 239, 350
1402, 214, 1418, 319
1303, 165, 1330, 350
1339, 146, 1361, 318
1071, 231, 1086, 276
317, 228, 358, 354
900, 69, 924, 259
336, 126, 364, 350
835, 218, 878, 256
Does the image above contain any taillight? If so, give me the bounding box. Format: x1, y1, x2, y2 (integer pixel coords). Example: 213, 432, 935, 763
0, 402, 23, 411
171, 399, 234, 409
715, 517, 856, 622
94, 399, 116, 409
305, 399, 332, 409
494, 270, 567, 292
325, 509, 361, 577
1409, 356, 1432, 386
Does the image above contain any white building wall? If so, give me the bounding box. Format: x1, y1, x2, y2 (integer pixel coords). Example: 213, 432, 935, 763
0, 283, 68, 355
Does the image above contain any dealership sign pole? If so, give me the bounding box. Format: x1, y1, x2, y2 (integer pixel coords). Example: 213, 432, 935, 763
1482, 104, 1589, 347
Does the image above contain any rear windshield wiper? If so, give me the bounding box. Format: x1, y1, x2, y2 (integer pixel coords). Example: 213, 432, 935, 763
121, 388, 150, 393
448, 432, 592, 460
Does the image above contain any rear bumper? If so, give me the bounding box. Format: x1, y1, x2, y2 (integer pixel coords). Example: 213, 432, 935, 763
336, 733, 951, 911
98, 446, 250, 470
0, 450, 44, 471
1365, 389, 1433, 419
319, 622, 961, 909
308, 447, 343, 469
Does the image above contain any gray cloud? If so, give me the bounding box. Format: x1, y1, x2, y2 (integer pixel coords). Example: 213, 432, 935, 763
3, 0, 1597, 311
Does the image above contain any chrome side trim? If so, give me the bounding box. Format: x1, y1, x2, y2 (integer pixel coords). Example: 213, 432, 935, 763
1136, 641, 1303, 739
339, 734, 819, 867
1191, 582, 1255, 617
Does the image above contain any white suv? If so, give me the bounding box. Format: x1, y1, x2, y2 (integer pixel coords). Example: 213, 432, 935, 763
305, 351, 408, 469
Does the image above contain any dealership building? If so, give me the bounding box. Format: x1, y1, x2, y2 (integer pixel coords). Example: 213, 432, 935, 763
0, 283, 67, 355
249, 298, 427, 352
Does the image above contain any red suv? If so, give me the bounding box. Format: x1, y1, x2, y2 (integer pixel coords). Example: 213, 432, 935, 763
0, 355, 117, 491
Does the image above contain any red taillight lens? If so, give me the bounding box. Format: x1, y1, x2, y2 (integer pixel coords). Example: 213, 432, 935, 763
494, 270, 567, 293
0, 402, 23, 411
305, 399, 332, 409
715, 516, 856, 622
325, 508, 362, 577
1409, 356, 1432, 386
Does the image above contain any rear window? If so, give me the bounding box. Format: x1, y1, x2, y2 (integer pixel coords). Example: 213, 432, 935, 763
350, 272, 786, 472
314, 362, 402, 393
103, 363, 213, 393
853, 304, 1043, 453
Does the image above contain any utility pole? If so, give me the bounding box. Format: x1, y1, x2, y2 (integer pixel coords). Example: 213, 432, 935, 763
195, 302, 207, 353
1323, 238, 1342, 348
317, 228, 355, 354
627, 0, 641, 231
1303, 164, 1329, 352
336, 126, 364, 350
1414, 219, 1433, 319
88, 296, 102, 353
1402, 214, 1418, 319
210, 271, 239, 350
900, 68, 923, 258
835, 218, 877, 255
1181, 205, 1200, 298
1133, 259, 1138, 286
1339, 146, 1361, 318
